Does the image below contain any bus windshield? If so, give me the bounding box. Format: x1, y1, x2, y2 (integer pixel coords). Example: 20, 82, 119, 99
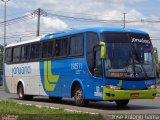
102, 32, 156, 79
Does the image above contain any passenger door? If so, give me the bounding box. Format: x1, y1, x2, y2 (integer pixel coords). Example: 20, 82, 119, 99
86, 32, 103, 100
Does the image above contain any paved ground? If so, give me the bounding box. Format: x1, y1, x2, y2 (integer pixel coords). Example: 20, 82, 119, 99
0, 86, 160, 119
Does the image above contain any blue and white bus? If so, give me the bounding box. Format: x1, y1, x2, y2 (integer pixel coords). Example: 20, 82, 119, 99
5, 27, 157, 106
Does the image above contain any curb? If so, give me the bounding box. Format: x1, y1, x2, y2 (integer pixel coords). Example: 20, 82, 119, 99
17, 102, 99, 115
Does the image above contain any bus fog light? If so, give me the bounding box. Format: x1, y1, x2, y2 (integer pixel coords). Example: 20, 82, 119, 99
106, 85, 120, 90
147, 85, 156, 89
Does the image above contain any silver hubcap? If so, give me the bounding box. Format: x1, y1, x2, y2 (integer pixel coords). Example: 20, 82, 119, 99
19, 87, 23, 98
75, 89, 83, 104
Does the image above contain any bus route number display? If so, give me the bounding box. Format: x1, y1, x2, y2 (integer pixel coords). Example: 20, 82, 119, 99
71, 63, 83, 74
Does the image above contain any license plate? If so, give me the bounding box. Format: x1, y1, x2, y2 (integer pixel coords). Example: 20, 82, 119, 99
130, 93, 139, 97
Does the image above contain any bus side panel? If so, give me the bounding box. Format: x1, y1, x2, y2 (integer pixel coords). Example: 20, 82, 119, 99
39, 60, 60, 97
5, 62, 47, 96
5, 64, 13, 93
59, 58, 94, 99
28, 62, 40, 95
39, 58, 95, 99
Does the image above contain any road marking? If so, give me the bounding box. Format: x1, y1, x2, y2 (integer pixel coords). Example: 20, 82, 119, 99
26, 104, 32, 106
64, 109, 99, 115
35, 105, 42, 108
49, 106, 60, 110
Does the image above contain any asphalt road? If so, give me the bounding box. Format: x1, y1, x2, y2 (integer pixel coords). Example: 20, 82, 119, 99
0, 86, 160, 119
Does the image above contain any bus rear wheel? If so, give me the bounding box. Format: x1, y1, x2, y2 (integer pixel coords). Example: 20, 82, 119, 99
115, 100, 129, 107
17, 83, 33, 100
74, 85, 88, 106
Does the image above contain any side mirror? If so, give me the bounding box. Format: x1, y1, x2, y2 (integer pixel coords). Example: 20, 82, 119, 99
99, 42, 106, 59
154, 48, 158, 64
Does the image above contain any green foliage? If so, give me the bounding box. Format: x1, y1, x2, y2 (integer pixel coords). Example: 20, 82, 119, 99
0, 100, 103, 120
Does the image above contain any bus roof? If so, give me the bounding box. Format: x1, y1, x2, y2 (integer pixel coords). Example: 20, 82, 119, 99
41, 27, 148, 40
6, 27, 148, 48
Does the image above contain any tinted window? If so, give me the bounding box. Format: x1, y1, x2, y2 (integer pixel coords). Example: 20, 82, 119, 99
42, 42, 48, 58
103, 33, 130, 69
48, 41, 54, 57
30, 43, 41, 60
13, 47, 21, 62
55, 38, 68, 57
21, 45, 30, 61
70, 34, 83, 56
5, 48, 12, 63
42, 41, 54, 58
86, 32, 99, 72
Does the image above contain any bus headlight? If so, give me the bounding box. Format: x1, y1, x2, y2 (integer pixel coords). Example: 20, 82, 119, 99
106, 85, 120, 90
147, 85, 157, 89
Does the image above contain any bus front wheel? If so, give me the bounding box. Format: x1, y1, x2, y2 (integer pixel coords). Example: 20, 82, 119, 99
115, 100, 129, 107
74, 85, 89, 106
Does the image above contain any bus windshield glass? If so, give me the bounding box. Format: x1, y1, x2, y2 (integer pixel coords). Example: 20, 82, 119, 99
102, 32, 156, 79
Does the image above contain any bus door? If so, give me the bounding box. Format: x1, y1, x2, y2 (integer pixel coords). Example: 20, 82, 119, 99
92, 45, 104, 99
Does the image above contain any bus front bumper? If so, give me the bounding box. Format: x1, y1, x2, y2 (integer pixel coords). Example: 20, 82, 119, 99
103, 88, 157, 100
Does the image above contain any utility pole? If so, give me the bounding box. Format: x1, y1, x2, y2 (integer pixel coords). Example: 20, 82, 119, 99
123, 13, 126, 29
37, 8, 40, 36
1, 0, 10, 90
33, 8, 47, 36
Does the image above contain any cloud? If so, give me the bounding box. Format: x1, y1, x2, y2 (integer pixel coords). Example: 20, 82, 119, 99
0, 0, 160, 45
41, 17, 69, 32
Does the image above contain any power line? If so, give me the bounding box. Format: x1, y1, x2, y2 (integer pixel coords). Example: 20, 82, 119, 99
0, 8, 159, 42
46, 9, 123, 19
47, 12, 160, 24
0, 9, 160, 28
0, 10, 34, 19
0, 14, 35, 27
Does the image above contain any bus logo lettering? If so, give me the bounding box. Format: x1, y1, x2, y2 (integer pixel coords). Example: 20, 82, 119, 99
12, 66, 31, 75
131, 37, 150, 44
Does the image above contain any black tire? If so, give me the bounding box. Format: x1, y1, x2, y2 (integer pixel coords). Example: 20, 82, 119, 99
74, 85, 89, 106
115, 100, 129, 107
49, 96, 62, 102
17, 83, 25, 100
17, 83, 33, 100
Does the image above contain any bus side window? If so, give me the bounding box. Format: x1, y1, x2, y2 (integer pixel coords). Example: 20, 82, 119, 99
42, 42, 48, 58
69, 34, 84, 56
55, 38, 69, 57
21, 45, 30, 62
30, 43, 41, 60
55, 40, 60, 56
42, 41, 54, 58
5, 48, 13, 63
13, 46, 21, 63
48, 41, 54, 57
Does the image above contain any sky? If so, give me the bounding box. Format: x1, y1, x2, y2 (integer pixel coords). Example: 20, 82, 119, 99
0, 0, 160, 59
